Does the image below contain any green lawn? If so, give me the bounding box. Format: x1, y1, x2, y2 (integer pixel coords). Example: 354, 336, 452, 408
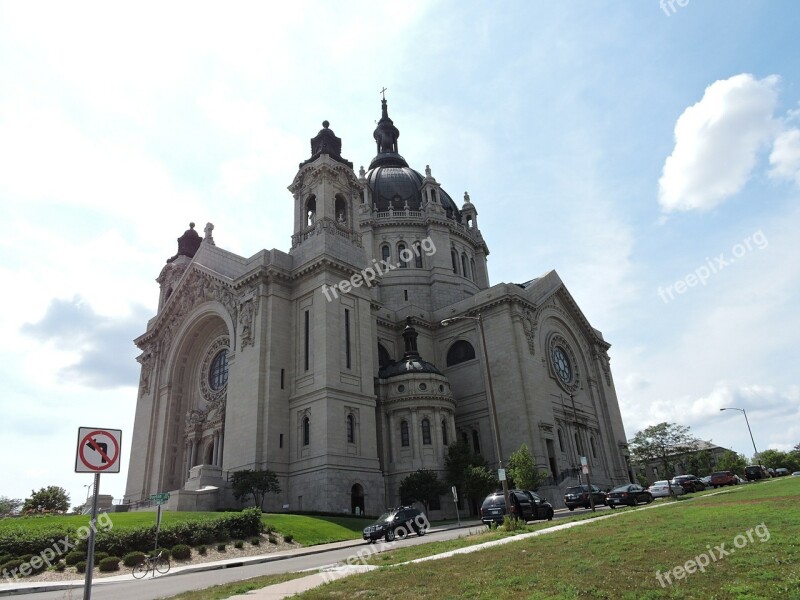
295, 478, 800, 599
0, 511, 223, 532
261, 514, 373, 546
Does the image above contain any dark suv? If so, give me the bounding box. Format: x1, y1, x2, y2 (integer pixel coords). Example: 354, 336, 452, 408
480, 490, 544, 525
563, 485, 607, 510
671, 475, 706, 493
745, 465, 770, 481
362, 506, 428, 543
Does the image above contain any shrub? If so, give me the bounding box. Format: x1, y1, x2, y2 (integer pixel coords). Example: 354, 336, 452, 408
234, 540, 244, 549
93, 551, 109, 566
268, 535, 277, 544
122, 551, 145, 567
216, 543, 226, 552
0, 553, 12, 566
198, 545, 207, 555
75, 561, 87, 574
502, 515, 523, 532
250, 537, 260, 546
27, 557, 47, 575
283, 534, 293, 544
171, 544, 191, 560
53, 561, 66, 572
65, 551, 86, 566
1, 559, 24, 578
19, 554, 34, 563
98, 557, 120, 572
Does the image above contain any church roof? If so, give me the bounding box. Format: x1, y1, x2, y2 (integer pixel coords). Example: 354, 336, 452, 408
379, 317, 444, 379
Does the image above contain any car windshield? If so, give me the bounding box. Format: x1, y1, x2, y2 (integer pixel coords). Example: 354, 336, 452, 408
653, 481, 669, 486
374, 511, 393, 523
566, 487, 586, 494
481, 495, 504, 508
611, 485, 632, 492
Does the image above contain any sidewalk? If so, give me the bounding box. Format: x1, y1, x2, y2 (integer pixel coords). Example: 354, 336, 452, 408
0, 520, 482, 597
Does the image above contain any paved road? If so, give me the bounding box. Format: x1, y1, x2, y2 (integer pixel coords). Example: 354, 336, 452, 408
14, 507, 612, 600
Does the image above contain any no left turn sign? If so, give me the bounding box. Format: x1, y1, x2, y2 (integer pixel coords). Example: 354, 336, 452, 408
75, 427, 122, 473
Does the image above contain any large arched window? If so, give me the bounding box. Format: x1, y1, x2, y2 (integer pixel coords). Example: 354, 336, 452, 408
400, 420, 410, 447
302, 416, 310, 446
472, 430, 481, 455
461, 253, 469, 279
421, 418, 432, 445
334, 194, 347, 225
347, 414, 355, 444
398, 243, 408, 268
381, 244, 391, 263
209, 349, 229, 390
306, 195, 317, 227
451, 249, 459, 274
413, 242, 423, 268
446, 340, 476, 366
442, 420, 448, 446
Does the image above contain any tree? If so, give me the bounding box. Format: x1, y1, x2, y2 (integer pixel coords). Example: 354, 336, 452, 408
684, 449, 714, 476
231, 469, 281, 510
716, 451, 748, 476
0, 496, 22, 516
755, 450, 800, 473
507, 444, 546, 490
628, 422, 698, 482
23, 486, 70, 514
399, 469, 447, 515
463, 465, 499, 504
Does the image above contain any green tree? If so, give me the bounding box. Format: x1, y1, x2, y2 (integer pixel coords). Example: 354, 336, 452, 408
716, 451, 748, 476
684, 449, 714, 476
628, 422, 698, 481
756, 450, 800, 473
23, 486, 70, 513
463, 465, 499, 503
399, 469, 447, 515
507, 444, 546, 490
0, 496, 22, 516
231, 469, 281, 510
445, 440, 484, 495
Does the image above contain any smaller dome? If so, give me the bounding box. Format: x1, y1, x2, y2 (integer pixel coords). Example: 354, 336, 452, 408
379, 317, 445, 379
167, 222, 201, 263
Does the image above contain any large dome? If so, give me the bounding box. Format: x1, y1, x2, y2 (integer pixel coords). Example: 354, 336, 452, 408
365, 97, 461, 221
365, 165, 461, 221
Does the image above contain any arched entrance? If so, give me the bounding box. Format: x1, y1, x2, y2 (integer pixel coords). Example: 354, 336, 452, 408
350, 483, 365, 516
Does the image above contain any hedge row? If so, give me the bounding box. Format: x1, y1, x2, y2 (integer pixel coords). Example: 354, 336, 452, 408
0, 509, 263, 559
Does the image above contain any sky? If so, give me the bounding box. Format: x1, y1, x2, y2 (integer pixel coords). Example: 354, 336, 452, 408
1, 0, 799, 508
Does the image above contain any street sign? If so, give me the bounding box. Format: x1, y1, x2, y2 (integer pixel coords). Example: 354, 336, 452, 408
75, 428, 122, 473
582, 465, 590, 474
580, 456, 588, 466
498, 469, 506, 481
149, 492, 170, 505
451, 485, 458, 503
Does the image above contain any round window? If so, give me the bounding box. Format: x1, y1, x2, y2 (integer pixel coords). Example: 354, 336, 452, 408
551, 346, 572, 383
209, 349, 229, 390
397, 384, 405, 393
419, 383, 427, 391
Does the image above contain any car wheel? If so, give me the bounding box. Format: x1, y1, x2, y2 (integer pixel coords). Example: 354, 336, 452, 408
547, 509, 553, 521
417, 526, 426, 537
609, 504, 616, 509
569, 507, 574, 511
385, 529, 396, 542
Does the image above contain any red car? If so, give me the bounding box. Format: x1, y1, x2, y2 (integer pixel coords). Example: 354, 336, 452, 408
709, 471, 738, 488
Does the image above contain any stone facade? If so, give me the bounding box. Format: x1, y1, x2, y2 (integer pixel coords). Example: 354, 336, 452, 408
124, 101, 633, 516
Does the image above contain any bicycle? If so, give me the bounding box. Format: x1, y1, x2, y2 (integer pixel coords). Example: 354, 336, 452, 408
132, 551, 170, 579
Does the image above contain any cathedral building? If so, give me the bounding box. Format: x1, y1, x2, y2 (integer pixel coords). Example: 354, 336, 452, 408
124, 99, 632, 515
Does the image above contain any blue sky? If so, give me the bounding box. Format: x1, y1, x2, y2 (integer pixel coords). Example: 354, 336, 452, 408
1, 1, 798, 507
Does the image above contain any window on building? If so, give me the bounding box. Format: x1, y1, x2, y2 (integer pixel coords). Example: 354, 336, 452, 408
575, 433, 582, 456
446, 340, 476, 366
421, 418, 431, 445
398, 243, 408, 268
209, 349, 229, 390
302, 416, 310, 446
413, 242, 423, 268
344, 309, 351, 369
306, 195, 317, 227
472, 430, 481, 455
442, 420, 448, 446
347, 414, 355, 444
401, 420, 410, 447
280, 368, 285, 390
304, 310, 310, 371
461, 431, 468, 445
470, 258, 477, 281
451, 249, 458, 274
381, 245, 390, 263
461, 253, 469, 279
378, 343, 392, 369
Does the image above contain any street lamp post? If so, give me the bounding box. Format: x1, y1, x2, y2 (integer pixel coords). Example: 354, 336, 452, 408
719, 407, 762, 468
441, 313, 512, 516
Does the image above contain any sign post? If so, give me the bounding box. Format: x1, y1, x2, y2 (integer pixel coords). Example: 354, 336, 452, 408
75, 427, 122, 600
580, 456, 595, 512
451, 485, 461, 526
149, 493, 170, 554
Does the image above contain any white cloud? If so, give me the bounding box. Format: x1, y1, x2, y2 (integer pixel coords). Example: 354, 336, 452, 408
658, 74, 780, 212
769, 127, 800, 185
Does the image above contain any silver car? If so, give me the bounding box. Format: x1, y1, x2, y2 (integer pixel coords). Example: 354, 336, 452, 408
647, 480, 686, 498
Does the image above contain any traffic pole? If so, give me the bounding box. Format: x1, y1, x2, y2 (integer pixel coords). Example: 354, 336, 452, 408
83, 472, 100, 600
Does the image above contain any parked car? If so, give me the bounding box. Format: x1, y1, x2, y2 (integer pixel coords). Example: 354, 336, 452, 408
700, 475, 712, 486
745, 465, 771, 481
709, 471, 738, 488
671, 475, 706, 493
792, 471, 800, 477
563, 485, 607, 510
524, 490, 555, 521
648, 480, 686, 498
774, 468, 791, 477
363, 506, 427, 542
480, 490, 536, 525
606, 484, 653, 508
